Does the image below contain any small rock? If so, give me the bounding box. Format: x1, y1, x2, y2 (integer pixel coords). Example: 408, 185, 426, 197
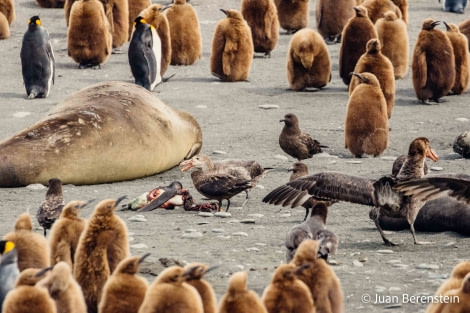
380, 156, 397, 161
128, 215, 147, 222
346, 160, 362, 164
444, 242, 456, 247
350, 252, 360, 257
211, 228, 225, 233
128, 237, 134, 242
217, 235, 231, 239
258, 104, 280, 109
196, 105, 207, 109
386, 260, 402, 264
353, 260, 364, 267
130, 243, 148, 249
26, 183, 46, 190
430, 167, 443, 171
376, 249, 394, 254
275, 154, 289, 161
246, 247, 260, 252
13, 112, 31, 118
385, 304, 402, 309
328, 260, 339, 265
393, 264, 409, 269
255, 185, 265, 189
232, 232, 249, 237
254, 243, 267, 246
416, 121, 424, 124
359, 257, 367, 263
375, 286, 386, 293
248, 213, 264, 218
389, 287, 401, 292
198, 212, 214, 217
235, 265, 245, 270
182, 232, 203, 238
197, 221, 210, 225
214, 212, 232, 218
383, 231, 394, 235
213, 150, 227, 155
456, 117, 469, 122
240, 219, 256, 224
184, 229, 197, 233
417, 264, 439, 270
280, 213, 291, 218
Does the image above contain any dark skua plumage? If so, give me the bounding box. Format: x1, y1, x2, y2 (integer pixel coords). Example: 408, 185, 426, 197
264, 137, 439, 246
279, 113, 327, 161
37, 178, 65, 237
453, 130, 470, 158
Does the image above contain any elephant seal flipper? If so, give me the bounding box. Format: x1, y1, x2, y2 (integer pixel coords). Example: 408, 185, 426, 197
0, 81, 202, 187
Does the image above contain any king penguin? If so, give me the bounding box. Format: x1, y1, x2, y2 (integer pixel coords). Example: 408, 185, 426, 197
128, 16, 162, 91
0, 241, 19, 309
20, 16, 55, 99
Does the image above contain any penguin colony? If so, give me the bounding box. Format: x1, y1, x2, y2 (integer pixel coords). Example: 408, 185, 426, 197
1, 0, 470, 312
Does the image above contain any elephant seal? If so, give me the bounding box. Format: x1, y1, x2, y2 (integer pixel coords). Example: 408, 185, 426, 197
0, 81, 202, 187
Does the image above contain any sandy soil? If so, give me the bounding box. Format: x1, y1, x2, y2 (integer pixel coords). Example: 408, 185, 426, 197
1, 0, 470, 312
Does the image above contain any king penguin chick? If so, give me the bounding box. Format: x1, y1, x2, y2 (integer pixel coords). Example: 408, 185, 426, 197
165, 0, 202, 65
274, 0, 309, 34
139, 4, 172, 77
67, 0, 113, 69
339, 6, 377, 85
360, 0, 402, 24
98, 253, 150, 313
184, 263, 218, 313
127, 0, 150, 39
349, 39, 395, 118
375, 11, 409, 79
279, 113, 328, 160
286, 28, 332, 91
241, 0, 279, 58
429, 273, 470, 313
345, 72, 389, 158
291, 239, 344, 313
37, 178, 65, 237
0, 12, 10, 39
138, 265, 204, 313
261, 263, 315, 313
210, 9, 254, 82
73, 196, 130, 313
128, 16, 162, 91
411, 18, 455, 103
20, 16, 55, 99
38, 262, 87, 313
459, 19, 470, 50
0, 0, 14, 25
49, 200, 92, 270
315, 0, 356, 44
3, 213, 50, 272
2, 267, 56, 313
218, 271, 268, 313
0, 241, 19, 309
443, 22, 469, 95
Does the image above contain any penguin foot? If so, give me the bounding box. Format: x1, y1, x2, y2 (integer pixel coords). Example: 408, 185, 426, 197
162, 73, 176, 82
27, 91, 38, 99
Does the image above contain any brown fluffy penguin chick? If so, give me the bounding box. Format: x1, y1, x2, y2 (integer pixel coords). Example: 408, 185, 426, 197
67, 0, 112, 69
315, 0, 355, 44
49, 200, 90, 270
361, 0, 402, 24
375, 11, 409, 79
412, 18, 455, 104
3, 213, 50, 272
430, 273, 470, 313
183, 263, 218, 313
38, 262, 87, 313
137, 265, 204, 313
349, 39, 395, 118
279, 113, 328, 160
390, 0, 407, 25
274, 0, 309, 34
426, 261, 470, 313
139, 4, 172, 76
73, 196, 129, 313
286, 28, 332, 91
108, 0, 129, 49
339, 6, 378, 85
210, 9, 254, 82
36, 0, 65, 8
291, 239, 344, 313
444, 22, 469, 95
241, 0, 279, 57
261, 263, 315, 313
165, 0, 201, 65
37, 178, 65, 237
127, 0, 150, 39
345, 72, 389, 157
218, 271, 268, 313
2, 267, 55, 313
0, 12, 9, 39
0, 0, 14, 24
98, 253, 150, 313
459, 19, 470, 50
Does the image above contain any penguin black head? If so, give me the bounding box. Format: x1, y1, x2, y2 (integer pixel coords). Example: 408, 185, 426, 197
134, 16, 148, 26
28, 16, 41, 26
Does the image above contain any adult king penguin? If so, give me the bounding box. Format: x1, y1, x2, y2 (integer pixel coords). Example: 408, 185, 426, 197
128, 16, 161, 91
20, 16, 55, 99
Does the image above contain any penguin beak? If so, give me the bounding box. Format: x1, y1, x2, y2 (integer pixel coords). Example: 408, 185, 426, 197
431, 20, 440, 28
115, 195, 128, 207
35, 266, 53, 277
220, 8, 227, 15
203, 265, 219, 275
443, 21, 450, 30
353, 7, 360, 14
138, 252, 151, 264
80, 199, 95, 209
161, 5, 171, 11
295, 263, 311, 275
350, 72, 366, 83
182, 265, 200, 279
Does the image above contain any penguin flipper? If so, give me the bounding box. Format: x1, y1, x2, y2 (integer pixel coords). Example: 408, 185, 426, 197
416, 51, 427, 88
138, 189, 178, 212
